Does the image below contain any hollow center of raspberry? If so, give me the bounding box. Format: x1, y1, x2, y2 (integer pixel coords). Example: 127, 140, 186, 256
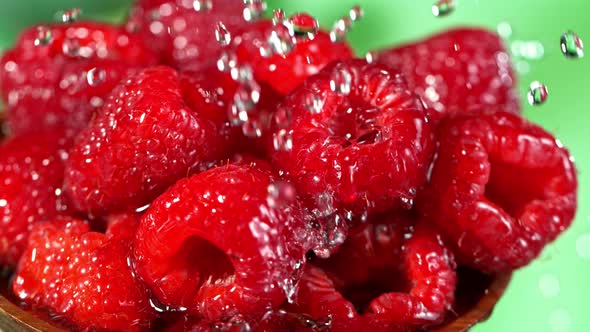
485, 161, 559, 216
336, 266, 408, 314
176, 235, 235, 292
328, 105, 383, 147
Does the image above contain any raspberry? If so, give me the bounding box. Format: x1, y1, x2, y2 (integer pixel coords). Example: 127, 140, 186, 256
233, 20, 355, 95
376, 28, 520, 121
0, 130, 72, 267
64, 66, 232, 216
132, 163, 312, 321
297, 214, 456, 331
269, 59, 434, 217
419, 111, 577, 272
130, 0, 247, 71
12, 217, 156, 331
0, 22, 157, 135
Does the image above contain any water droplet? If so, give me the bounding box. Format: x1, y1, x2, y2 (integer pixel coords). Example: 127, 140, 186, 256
330, 17, 352, 42
288, 13, 319, 40
33, 26, 53, 46
62, 38, 80, 57
348, 5, 364, 22
267, 182, 297, 208
497, 22, 513, 39
432, 0, 455, 17
560, 31, 584, 58
241, 120, 264, 138
231, 65, 254, 83
365, 51, 377, 64
263, 24, 296, 57
527, 81, 548, 106
233, 80, 261, 118
329, 67, 352, 95
86, 67, 106, 87
243, 0, 267, 22
58, 8, 82, 23
303, 92, 323, 114
272, 8, 286, 25
273, 129, 293, 152
217, 51, 238, 73
215, 22, 231, 47
193, 0, 212, 12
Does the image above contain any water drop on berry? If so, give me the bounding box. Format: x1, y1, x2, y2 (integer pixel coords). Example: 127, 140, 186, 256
267, 181, 296, 208
288, 13, 319, 41
527, 81, 549, 105
348, 5, 364, 22
62, 38, 80, 57
58, 7, 82, 23
330, 17, 352, 42
272, 8, 286, 25
217, 51, 238, 72
560, 31, 584, 58
233, 80, 261, 117
193, 0, 212, 12
303, 92, 323, 114
241, 120, 264, 138
273, 129, 293, 152
215, 22, 231, 47
263, 24, 296, 57
365, 51, 377, 64
86, 67, 106, 87
33, 26, 53, 46
432, 0, 455, 17
329, 66, 352, 95
231, 65, 254, 83
243, 0, 267, 22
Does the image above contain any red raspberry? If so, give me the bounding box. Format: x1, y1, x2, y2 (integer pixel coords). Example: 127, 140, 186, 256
132, 163, 312, 321
419, 111, 577, 272
269, 59, 434, 217
12, 217, 156, 331
291, 221, 456, 331
376, 28, 520, 121
64, 66, 232, 216
0, 130, 72, 267
130, 0, 247, 70
233, 20, 355, 95
0, 22, 157, 135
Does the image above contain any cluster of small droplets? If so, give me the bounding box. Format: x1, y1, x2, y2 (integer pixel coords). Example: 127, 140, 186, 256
57, 7, 82, 23
267, 181, 297, 208
432, 0, 455, 17
527, 81, 549, 106
329, 5, 363, 43
329, 65, 353, 95
86, 67, 106, 87
193, 0, 213, 12
243, 0, 267, 22
33, 26, 53, 46
560, 31, 584, 58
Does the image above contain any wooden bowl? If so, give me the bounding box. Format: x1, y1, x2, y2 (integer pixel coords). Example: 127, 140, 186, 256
0, 114, 511, 331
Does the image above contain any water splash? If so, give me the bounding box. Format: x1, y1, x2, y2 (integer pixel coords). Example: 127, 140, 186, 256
86, 67, 106, 87
243, 0, 267, 22
432, 0, 455, 17
33, 26, 53, 46
57, 8, 82, 23
527, 81, 548, 106
215, 22, 231, 47
560, 31, 584, 58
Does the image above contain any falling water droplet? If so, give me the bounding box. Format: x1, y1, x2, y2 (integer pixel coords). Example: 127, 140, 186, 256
288, 13, 319, 41
560, 31, 584, 58
365, 51, 377, 63
267, 182, 297, 208
243, 0, 267, 22
86, 67, 106, 87
58, 8, 82, 23
348, 5, 364, 22
193, 0, 212, 12
329, 67, 352, 95
215, 22, 231, 47
272, 8, 286, 25
273, 129, 293, 152
62, 38, 80, 57
432, 0, 455, 17
303, 92, 323, 114
330, 17, 352, 42
33, 26, 53, 46
527, 81, 549, 106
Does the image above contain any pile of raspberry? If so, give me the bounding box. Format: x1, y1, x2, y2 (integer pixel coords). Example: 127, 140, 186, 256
0, 1, 578, 331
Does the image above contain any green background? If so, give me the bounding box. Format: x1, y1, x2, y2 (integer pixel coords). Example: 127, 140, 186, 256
0, 0, 588, 331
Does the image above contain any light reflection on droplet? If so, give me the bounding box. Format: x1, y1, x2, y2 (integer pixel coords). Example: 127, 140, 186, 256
527, 81, 548, 106
34, 26, 53, 46
560, 31, 584, 58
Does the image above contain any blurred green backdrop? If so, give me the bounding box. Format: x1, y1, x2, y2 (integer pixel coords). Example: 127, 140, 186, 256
0, 0, 588, 331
